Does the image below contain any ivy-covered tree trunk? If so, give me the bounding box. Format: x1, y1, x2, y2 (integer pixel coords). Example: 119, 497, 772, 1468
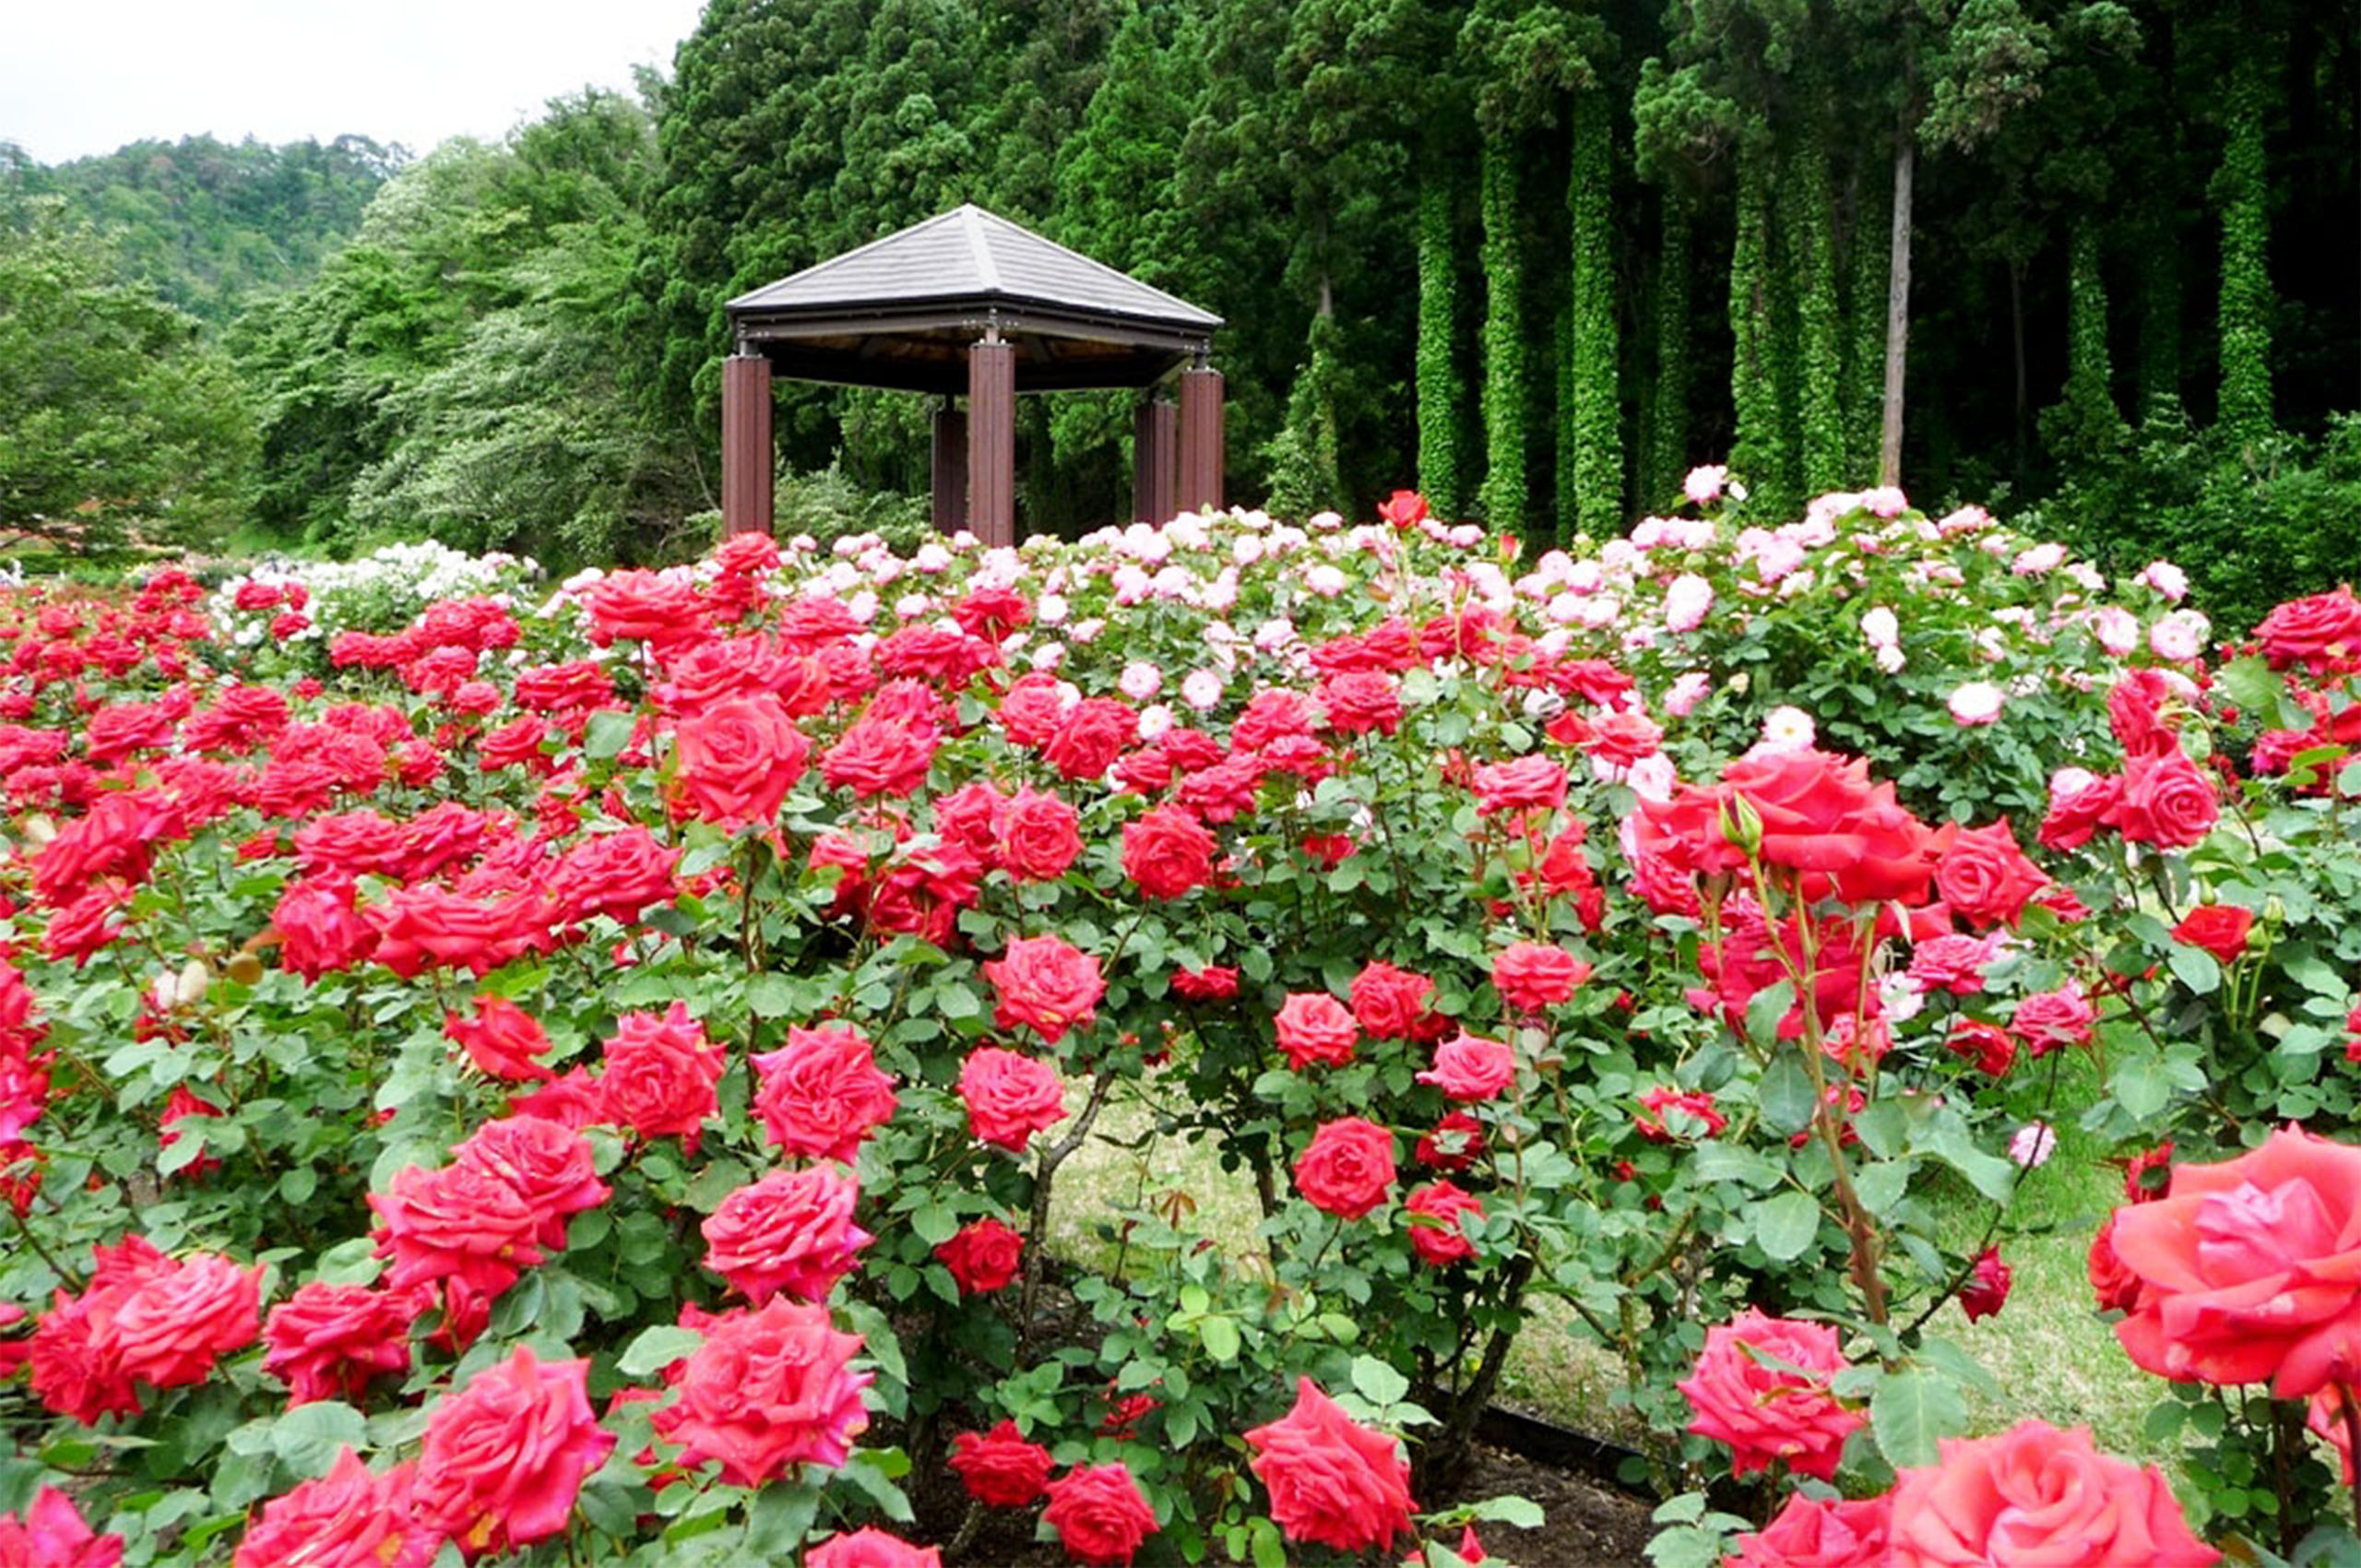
1566, 89, 1621, 535
1555, 300, 1578, 536
2138, 183, 2182, 421
1786, 141, 1844, 496
2050, 219, 2124, 463
1479, 135, 1527, 529
1646, 195, 1692, 506
2214, 46, 2272, 445
1879, 118, 1915, 488
1843, 169, 1890, 482
1414, 154, 1464, 517
1728, 143, 1791, 514
1268, 309, 1347, 517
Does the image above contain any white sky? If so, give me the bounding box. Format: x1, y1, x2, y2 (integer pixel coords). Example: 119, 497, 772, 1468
2, 0, 710, 163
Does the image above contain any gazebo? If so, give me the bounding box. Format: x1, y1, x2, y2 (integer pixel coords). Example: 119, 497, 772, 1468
719, 204, 1226, 546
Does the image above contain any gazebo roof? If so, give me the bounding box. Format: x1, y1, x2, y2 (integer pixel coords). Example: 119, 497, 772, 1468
725, 205, 1221, 396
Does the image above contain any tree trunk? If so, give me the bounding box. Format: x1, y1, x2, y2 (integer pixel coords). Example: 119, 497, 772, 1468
1414, 150, 1464, 516
1879, 125, 1915, 489
1843, 168, 1890, 480
1479, 135, 1527, 529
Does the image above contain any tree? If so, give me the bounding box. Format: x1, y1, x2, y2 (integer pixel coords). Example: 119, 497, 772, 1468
0, 203, 254, 552
1565, 86, 1622, 531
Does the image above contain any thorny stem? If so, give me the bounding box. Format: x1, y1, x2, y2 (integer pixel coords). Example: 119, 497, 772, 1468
11, 1202, 82, 1292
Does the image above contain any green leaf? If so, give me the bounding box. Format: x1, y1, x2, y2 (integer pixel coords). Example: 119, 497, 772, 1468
2167, 945, 2221, 995
1925, 1121, 2016, 1205
1468, 1494, 1546, 1527
1744, 981, 1797, 1048
584, 709, 636, 761
617, 1325, 705, 1378
1870, 1367, 1966, 1468
911, 1204, 958, 1247
1756, 1049, 1817, 1135
268, 1401, 365, 1477
1199, 1316, 1241, 1364
1750, 1192, 1821, 1262
1350, 1355, 1410, 1409
745, 974, 796, 1019
2111, 1053, 2174, 1120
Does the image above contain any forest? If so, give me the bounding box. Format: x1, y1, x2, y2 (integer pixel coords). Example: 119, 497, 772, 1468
1, 0, 2355, 626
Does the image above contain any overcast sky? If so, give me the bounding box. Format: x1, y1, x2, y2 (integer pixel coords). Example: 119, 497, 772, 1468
3, 0, 710, 164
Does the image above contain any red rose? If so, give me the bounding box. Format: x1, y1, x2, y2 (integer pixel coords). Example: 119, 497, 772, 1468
1121, 805, 1218, 899
1471, 754, 1567, 814
1293, 1118, 1397, 1219
2109, 1126, 2361, 1395
2257, 585, 2361, 671
958, 1046, 1067, 1151
274, 876, 377, 979
367, 885, 547, 979
1404, 1180, 1486, 1266
1274, 992, 1358, 1070
263, 1282, 420, 1406
1348, 961, 1436, 1039
996, 789, 1082, 882
750, 1023, 898, 1165
0, 1490, 125, 1568
1676, 1308, 1862, 1480
949, 1420, 1054, 1507
412, 1347, 615, 1558
1933, 820, 2047, 929
822, 716, 939, 798
651, 1299, 872, 1486
1725, 1491, 1892, 1568
1636, 1086, 1727, 1141
806, 1527, 943, 1568
2088, 1212, 2142, 1313
982, 934, 1104, 1044
445, 996, 555, 1083
109, 1253, 264, 1392
1416, 1112, 1486, 1171
2170, 904, 2254, 966
1378, 490, 1429, 529
1042, 1462, 1157, 1567
1583, 709, 1664, 767
935, 1218, 1024, 1294
547, 827, 681, 927
370, 1158, 544, 1297
1044, 697, 1138, 780
1958, 1245, 2011, 1323
1490, 942, 1591, 1010
672, 695, 808, 828
1170, 965, 1240, 1002
1317, 671, 1402, 736
1244, 1377, 1417, 1552
701, 1166, 872, 1303
2011, 985, 2095, 1056
1945, 1019, 2017, 1077
1906, 933, 1998, 995
234, 1449, 434, 1568
585, 570, 707, 651
599, 1003, 723, 1144
1886, 1420, 2214, 1566
2106, 749, 2218, 849
1417, 1031, 1514, 1102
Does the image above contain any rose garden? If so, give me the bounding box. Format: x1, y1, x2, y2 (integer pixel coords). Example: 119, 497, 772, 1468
0, 474, 2359, 1566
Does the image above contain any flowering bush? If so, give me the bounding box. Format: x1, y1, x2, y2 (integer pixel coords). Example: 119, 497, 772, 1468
0, 480, 2353, 1565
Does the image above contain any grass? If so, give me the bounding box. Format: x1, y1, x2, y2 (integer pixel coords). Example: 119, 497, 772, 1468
1045, 1060, 2180, 1476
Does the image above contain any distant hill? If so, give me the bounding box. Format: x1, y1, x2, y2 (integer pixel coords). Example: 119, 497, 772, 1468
1, 133, 404, 322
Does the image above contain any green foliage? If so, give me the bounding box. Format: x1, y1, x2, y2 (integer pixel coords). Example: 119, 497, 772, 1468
1477, 137, 1526, 529
2041, 219, 2126, 467
1, 134, 397, 323
1566, 90, 1621, 534
1786, 143, 1845, 493
1415, 154, 1465, 517
0, 204, 255, 552
1727, 149, 1790, 516
1645, 196, 1693, 506
2213, 46, 2273, 445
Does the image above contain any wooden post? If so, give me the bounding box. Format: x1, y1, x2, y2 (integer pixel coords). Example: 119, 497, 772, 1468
1133, 397, 1176, 526
967, 335, 1016, 547
720, 350, 774, 538
931, 399, 969, 535
1177, 363, 1224, 514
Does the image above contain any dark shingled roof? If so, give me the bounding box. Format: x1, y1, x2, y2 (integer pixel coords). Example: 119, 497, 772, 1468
723, 206, 1222, 397
727, 205, 1221, 330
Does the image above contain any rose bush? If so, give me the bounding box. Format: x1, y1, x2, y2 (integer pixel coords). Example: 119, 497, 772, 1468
0, 479, 2351, 1564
